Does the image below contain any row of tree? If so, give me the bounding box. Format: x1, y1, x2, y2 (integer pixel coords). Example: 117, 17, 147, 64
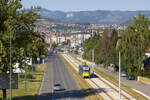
82, 14, 150, 77
0, 0, 48, 74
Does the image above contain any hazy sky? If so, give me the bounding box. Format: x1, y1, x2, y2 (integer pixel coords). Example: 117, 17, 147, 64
22, 0, 150, 11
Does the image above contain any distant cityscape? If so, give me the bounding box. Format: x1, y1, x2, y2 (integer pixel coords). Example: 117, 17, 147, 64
36, 19, 127, 49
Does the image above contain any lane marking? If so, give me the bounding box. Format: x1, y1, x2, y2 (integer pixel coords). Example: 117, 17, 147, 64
132, 88, 150, 100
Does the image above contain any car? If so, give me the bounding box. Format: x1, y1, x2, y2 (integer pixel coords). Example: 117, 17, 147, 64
126, 74, 135, 80
53, 83, 64, 92
121, 72, 128, 77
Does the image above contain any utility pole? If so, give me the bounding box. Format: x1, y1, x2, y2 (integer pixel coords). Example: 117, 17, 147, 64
24, 51, 27, 92
92, 49, 94, 73
32, 58, 34, 77
37, 51, 40, 68
119, 51, 121, 99
9, 27, 12, 100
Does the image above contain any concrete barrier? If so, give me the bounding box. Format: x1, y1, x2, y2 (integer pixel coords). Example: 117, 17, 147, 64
138, 76, 150, 85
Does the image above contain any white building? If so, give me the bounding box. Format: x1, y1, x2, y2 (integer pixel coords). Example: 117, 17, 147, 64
70, 32, 91, 48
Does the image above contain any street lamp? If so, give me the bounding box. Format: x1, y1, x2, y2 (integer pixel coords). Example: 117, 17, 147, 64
37, 52, 40, 68
9, 28, 12, 100
24, 52, 27, 92
119, 51, 121, 99
92, 49, 94, 74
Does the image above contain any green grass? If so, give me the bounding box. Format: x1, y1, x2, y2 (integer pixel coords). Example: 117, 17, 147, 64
60, 54, 103, 100
0, 64, 45, 100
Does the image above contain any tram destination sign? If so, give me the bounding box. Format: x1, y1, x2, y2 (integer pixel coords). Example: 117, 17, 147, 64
0, 73, 18, 89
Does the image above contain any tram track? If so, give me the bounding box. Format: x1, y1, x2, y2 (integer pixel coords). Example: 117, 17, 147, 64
62, 54, 137, 100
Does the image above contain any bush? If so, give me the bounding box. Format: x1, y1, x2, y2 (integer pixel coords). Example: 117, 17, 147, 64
27, 65, 36, 72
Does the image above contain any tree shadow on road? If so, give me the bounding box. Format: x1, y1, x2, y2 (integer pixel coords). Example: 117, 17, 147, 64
37, 88, 108, 100
2, 88, 111, 100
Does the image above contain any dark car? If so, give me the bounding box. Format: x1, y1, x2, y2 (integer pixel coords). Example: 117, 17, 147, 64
126, 74, 135, 80
74, 51, 78, 54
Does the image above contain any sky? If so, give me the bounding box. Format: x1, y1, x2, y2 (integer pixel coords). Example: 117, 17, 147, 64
22, 0, 150, 11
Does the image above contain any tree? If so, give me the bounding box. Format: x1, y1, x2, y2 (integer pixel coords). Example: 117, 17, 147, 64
82, 34, 100, 61
0, 0, 48, 73
119, 14, 150, 76
107, 29, 118, 66
52, 42, 57, 48
100, 29, 110, 64
94, 37, 103, 64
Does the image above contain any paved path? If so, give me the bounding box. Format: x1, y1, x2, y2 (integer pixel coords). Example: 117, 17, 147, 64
37, 53, 85, 100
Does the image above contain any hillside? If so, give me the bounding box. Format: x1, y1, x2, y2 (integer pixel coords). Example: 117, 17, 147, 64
37, 8, 150, 25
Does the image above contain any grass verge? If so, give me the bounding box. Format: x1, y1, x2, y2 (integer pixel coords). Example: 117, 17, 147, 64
0, 64, 45, 100
59, 54, 103, 100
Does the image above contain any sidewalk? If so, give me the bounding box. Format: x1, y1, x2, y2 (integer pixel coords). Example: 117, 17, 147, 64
77, 57, 150, 99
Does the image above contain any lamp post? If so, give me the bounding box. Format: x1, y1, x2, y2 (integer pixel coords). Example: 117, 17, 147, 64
32, 58, 34, 77
9, 28, 12, 100
119, 51, 121, 99
24, 51, 27, 92
92, 49, 94, 73
37, 52, 40, 68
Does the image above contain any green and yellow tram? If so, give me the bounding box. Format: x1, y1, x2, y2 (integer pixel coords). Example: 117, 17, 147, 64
79, 64, 90, 78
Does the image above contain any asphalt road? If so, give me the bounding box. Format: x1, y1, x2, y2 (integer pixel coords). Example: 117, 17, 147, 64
37, 53, 85, 100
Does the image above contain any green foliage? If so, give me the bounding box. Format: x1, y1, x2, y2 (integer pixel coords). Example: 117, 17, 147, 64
100, 29, 110, 64
82, 34, 101, 62
0, 0, 48, 73
62, 41, 68, 46
76, 45, 79, 50
119, 14, 150, 76
52, 42, 57, 48
81, 14, 150, 77
106, 29, 119, 66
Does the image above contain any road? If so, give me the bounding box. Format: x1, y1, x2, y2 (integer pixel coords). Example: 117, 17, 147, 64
37, 53, 85, 100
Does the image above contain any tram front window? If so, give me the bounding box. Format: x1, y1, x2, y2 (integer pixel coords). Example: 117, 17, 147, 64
83, 70, 90, 73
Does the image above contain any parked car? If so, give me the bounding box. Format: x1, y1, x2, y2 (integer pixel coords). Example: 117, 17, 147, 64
53, 83, 64, 92
121, 72, 128, 77
126, 74, 135, 80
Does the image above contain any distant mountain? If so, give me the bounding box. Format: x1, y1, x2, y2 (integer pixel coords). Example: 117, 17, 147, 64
37, 8, 150, 25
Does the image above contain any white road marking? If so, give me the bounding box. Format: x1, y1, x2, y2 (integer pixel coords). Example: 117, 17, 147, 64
132, 88, 150, 100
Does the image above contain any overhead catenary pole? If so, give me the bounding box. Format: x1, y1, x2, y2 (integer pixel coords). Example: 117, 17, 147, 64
24, 51, 27, 92
9, 28, 12, 100
92, 49, 94, 73
119, 51, 121, 99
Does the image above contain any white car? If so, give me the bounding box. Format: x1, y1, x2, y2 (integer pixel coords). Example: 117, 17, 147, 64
121, 72, 128, 77
53, 83, 64, 92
